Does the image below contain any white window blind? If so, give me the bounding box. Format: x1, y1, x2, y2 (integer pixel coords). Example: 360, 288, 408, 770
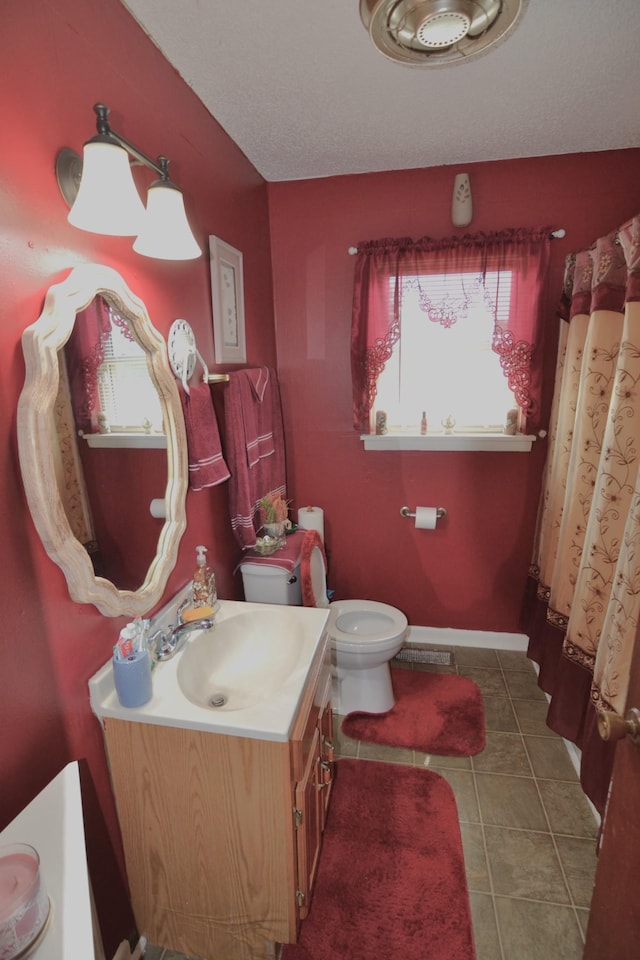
96, 317, 164, 434
375, 270, 518, 432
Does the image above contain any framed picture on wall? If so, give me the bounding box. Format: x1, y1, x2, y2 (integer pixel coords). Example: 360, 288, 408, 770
209, 236, 246, 363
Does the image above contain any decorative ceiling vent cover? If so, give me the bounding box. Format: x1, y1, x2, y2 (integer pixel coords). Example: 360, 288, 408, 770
359, 0, 527, 66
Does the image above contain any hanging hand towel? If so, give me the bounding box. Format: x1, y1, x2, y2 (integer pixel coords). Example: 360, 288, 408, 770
241, 367, 276, 467
179, 382, 230, 490
224, 367, 286, 548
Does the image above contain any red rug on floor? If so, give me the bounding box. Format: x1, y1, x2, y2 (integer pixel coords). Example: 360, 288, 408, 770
282, 759, 476, 960
341, 667, 485, 756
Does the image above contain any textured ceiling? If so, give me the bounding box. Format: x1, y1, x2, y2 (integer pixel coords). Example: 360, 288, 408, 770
121, 0, 640, 182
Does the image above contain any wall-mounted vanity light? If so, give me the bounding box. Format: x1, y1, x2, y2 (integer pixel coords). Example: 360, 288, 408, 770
55, 103, 201, 261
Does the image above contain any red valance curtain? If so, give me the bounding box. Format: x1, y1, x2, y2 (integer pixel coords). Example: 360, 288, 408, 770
350, 228, 552, 432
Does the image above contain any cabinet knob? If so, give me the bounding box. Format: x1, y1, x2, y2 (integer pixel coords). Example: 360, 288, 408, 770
323, 737, 335, 761
597, 707, 640, 744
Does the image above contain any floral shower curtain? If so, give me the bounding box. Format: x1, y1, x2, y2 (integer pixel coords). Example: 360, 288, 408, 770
525, 215, 640, 814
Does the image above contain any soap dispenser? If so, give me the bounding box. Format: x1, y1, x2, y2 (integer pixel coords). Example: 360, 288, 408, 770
192, 545, 217, 608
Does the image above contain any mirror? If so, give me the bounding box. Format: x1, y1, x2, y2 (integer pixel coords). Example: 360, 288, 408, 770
18, 264, 188, 616
60, 295, 168, 592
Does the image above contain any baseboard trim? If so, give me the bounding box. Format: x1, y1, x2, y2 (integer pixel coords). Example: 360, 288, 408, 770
406, 625, 528, 652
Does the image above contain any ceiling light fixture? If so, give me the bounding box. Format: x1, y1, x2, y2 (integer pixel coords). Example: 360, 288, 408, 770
55, 103, 201, 261
359, 0, 527, 66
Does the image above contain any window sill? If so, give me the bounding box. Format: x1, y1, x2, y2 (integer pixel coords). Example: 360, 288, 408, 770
80, 432, 167, 449
360, 432, 536, 452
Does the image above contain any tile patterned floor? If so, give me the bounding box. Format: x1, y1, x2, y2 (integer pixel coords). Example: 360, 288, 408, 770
144, 646, 598, 960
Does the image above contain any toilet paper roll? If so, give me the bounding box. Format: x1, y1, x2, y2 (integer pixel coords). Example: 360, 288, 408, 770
149, 498, 166, 519
113, 649, 153, 708
298, 505, 324, 542
415, 506, 438, 530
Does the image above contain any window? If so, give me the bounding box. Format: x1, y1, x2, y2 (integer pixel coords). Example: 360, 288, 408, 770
65, 296, 165, 441
96, 313, 164, 435
376, 270, 519, 433
350, 229, 551, 438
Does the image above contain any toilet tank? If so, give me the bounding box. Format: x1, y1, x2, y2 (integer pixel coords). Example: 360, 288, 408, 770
239, 560, 302, 606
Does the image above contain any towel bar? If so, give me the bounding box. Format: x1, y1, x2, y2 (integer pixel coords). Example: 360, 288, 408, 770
400, 506, 447, 520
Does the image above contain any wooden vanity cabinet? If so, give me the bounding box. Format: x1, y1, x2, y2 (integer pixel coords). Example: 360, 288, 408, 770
102, 631, 333, 960
290, 669, 334, 920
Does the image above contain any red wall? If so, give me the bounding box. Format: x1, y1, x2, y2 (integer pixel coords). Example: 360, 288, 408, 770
268, 153, 640, 634
0, 0, 275, 951
2, 0, 640, 951
78, 445, 167, 590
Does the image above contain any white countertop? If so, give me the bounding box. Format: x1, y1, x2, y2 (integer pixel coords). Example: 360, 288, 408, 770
88, 598, 329, 742
0, 763, 94, 960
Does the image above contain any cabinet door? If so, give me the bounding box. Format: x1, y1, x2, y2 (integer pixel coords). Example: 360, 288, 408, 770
318, 697, 334, 829
294, 726, 322, 920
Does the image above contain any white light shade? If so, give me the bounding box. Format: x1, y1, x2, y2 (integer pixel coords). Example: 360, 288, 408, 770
133, 181, 201, 260
68, 140, 146, 236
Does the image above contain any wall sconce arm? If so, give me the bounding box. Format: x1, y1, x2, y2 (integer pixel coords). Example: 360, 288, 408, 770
91, 103, 169, 181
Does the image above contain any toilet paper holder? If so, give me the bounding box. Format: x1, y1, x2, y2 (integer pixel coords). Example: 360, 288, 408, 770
400, 506, 447, 520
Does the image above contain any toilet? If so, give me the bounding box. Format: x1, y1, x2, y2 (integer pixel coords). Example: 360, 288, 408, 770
327, 598, 408, 715
240, 530, 408, 715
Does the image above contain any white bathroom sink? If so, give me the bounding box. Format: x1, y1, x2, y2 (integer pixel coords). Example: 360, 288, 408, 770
88, 597, 329, 742
177, 610, 305, 711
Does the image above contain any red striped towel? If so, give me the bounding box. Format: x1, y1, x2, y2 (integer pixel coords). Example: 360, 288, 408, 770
224, 368, 286, 548
179, 382, 230, 490
242, 367, 276, 467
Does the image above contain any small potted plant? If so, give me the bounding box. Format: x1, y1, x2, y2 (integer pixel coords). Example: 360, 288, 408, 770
258, 491, 289, 542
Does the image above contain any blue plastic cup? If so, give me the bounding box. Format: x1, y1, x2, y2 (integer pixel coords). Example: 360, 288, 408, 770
113, 649, 153, 708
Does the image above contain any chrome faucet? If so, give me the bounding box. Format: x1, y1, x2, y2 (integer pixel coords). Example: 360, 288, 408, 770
149, 614, 215, 662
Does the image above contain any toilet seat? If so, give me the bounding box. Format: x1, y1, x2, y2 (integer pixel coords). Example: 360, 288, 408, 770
328, 599, 408, 649
300, 530, 329, 608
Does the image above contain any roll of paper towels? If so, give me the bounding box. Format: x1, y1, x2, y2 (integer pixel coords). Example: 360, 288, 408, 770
415, 506, 438, 530
298, 505, 324, 541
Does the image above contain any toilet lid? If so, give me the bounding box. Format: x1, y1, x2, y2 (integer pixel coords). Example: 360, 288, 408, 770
300, 530, 329, 608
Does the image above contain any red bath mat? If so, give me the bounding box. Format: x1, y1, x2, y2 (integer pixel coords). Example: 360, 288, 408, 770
341, 667, 485, 756
282, 758, 476, 960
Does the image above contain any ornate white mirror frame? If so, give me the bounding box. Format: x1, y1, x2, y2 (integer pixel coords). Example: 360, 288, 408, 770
17, 263, 188, 616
